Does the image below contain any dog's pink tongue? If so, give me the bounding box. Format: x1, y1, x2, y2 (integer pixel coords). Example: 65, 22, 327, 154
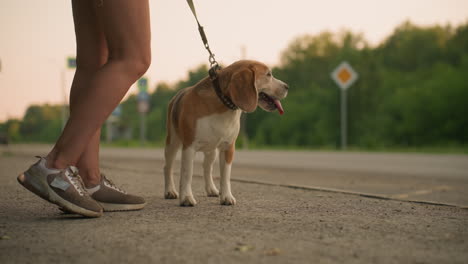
274, 99, 284, 115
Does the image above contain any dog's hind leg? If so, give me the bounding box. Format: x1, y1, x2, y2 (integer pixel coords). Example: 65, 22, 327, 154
203, 149, 219, 197
179, 146, 197, 206
164, 134, 181, 199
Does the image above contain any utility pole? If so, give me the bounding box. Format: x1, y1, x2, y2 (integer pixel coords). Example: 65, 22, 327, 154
137, 77, 149, 145
61, 69, 67, 130
240, 45, 249, 149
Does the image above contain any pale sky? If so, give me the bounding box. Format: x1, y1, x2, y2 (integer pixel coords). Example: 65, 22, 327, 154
1, 0, 468, 122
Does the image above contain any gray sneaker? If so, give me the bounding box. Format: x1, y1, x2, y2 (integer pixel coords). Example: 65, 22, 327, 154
85, 174, 146, 212
17, 157, 103, 218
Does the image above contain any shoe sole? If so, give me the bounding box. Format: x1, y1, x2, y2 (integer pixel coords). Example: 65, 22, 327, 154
59, 202, 146, 213
17, 172, 102, 218
98, 202, 147, 212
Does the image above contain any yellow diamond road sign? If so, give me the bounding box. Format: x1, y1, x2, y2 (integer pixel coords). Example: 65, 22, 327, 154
331, 61, 358, 90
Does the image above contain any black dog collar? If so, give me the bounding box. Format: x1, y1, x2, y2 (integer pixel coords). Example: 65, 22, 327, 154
209, 66, 238, 111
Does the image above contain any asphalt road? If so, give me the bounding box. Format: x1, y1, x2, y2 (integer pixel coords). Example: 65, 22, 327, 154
6, 144, 468, 207
1, 144, 467, 263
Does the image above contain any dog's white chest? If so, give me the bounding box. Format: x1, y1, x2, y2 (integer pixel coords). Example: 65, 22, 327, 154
193, 110, 241, 152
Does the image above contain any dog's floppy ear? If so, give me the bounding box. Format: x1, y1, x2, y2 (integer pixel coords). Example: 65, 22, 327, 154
227, 68, 258, 112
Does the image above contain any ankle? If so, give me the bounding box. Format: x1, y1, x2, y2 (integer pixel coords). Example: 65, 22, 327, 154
79, 169, 101, 188
45, 152, 69, 170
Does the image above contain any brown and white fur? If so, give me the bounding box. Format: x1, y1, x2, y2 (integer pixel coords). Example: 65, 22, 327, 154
163, 60, 288, 206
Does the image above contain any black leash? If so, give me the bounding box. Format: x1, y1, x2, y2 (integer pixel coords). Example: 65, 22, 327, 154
186, 0, 238, 110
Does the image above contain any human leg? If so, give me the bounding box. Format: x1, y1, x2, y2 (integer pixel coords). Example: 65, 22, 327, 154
61, 0, 148, 211
18, 0, 151, 216
66, 0, 108, 187
47, 0, 151, 170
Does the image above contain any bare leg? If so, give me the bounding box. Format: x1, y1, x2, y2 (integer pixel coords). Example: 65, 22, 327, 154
66, 0, 108, 187
46, 0, 151, 171
75, 132, 101, 187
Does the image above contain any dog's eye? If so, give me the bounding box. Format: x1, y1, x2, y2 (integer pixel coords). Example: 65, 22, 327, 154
266, 72, 272, 77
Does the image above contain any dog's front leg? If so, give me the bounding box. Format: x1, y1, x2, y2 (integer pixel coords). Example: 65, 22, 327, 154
203, 150, 220, 197
219, 144, 236, 205
179, 146, 197, 206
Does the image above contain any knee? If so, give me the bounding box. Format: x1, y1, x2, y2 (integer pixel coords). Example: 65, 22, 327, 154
131, 53, 151, 78
110, 50, 151, 80
76, 52, 108, 72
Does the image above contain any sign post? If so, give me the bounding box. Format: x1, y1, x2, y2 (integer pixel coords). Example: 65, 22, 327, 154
62, 57, 77, 130
107, 105, 122, 143
331, 61, 358, 150
137, 77, 149, 145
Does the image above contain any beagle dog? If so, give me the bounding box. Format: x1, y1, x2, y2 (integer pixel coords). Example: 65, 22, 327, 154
163, 60, 288, 206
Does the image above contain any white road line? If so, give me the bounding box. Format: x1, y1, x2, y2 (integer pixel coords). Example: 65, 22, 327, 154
391, 186, 452, 199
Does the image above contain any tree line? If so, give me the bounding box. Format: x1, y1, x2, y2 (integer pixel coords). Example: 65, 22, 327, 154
1, 21, 467, 150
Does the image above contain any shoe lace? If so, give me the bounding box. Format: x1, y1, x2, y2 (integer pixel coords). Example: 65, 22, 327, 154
102, 174, 127, 194
66, 166, 87, 196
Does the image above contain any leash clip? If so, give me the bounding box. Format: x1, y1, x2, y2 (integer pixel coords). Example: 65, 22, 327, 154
208, 63, 220, 80
208, 53, 217, 68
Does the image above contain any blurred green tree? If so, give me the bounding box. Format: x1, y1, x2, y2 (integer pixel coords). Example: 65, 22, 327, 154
2, 21, 467, 150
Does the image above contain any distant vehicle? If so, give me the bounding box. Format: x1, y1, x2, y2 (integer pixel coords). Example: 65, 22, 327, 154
0, 134, 9, 145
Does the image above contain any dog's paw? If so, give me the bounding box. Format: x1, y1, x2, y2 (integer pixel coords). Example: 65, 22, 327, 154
206, 186, 220, 197
220, 194, 236, 206
164, 190, 179, 199
180, 195, 197, 206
